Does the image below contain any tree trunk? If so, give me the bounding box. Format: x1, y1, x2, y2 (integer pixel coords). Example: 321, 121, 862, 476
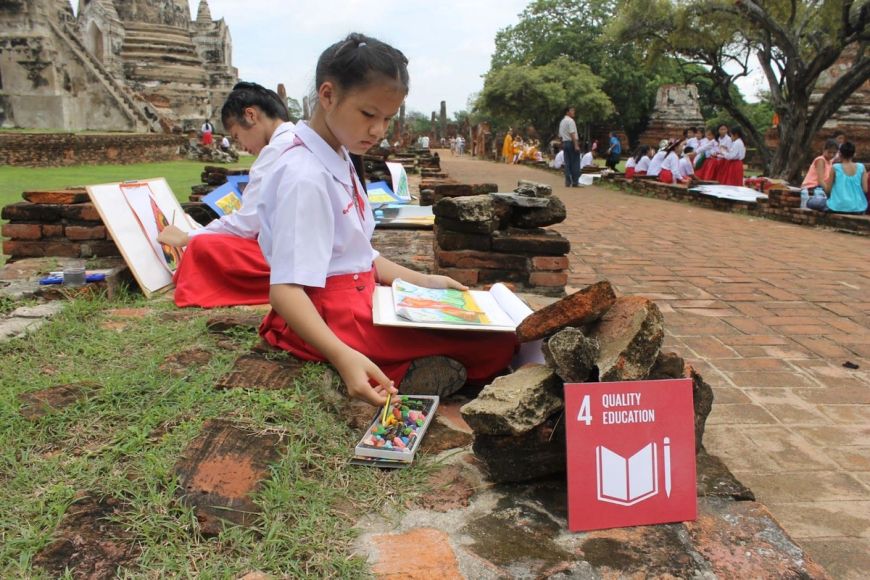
769, 96, 813, 182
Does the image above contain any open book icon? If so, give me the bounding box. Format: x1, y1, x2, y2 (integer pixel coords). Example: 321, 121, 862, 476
596, 443, 659, 506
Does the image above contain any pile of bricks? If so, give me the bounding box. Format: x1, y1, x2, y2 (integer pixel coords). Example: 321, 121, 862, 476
763, 186, 801, 209
188, 165, 250, 202
1, 189, 119, 261
432, 180, 571, 296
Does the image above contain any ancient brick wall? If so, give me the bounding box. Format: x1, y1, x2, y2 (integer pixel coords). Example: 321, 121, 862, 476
0, 133, 185, 167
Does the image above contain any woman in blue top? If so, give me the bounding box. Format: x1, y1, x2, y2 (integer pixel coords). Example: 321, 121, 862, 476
822, 142, 868, 214
605, 131, 622, 171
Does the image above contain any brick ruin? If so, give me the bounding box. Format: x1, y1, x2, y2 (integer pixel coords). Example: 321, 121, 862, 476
0, 132, 185, 167
637, 84, 705, 147
0, 0, 237, 132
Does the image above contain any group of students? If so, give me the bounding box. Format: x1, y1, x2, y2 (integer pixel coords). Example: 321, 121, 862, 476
800, 133, 868, 214
624, 125, 746, 186
158, 33, 520, 406
501, 130, 544, 164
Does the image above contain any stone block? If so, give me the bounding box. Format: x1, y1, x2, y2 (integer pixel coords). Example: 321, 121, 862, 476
2, 223, 42, 240
531, 256, 569, 271
42, 224, 64, 237
435, 248, 529, 271
3, 240, 82, 258
529, 271, 568, 287
516, 280, 617, 342
23, 190, 89, 204
65, 226, 107, 241
472, 411, 566, 483
517, 179, 552, 196
477, 268, 530, 284
509, 195, 567, 228
435, 216, 499, 235
461, 365, 563, 436
432, 194, 495, 222
419, 189, 435, 206
2, 202, 63, 222
433, 183, 473, 197
589, 296, 664, 382
543, 327, 599, 383
434, 226, 492, 251
491, 228, 571, 255
60, 203, 102, 222
490, 192, 551, 207
19, 382, 97, 421
435, 267, 479, 286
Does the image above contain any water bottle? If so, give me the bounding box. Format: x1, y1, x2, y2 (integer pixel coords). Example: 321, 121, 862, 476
800, 188, 809, 209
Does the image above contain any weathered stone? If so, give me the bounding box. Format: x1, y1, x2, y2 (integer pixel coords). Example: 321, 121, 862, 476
434, 216, 499, 235
543, 327, 600, 383
516, 280, 617, 342
461, 365, 563, 436
412, 465, 476, 511
647, 352, 716, 452
589, 296, 664, 381
509, 195, 567, 228
432, 194, 495, 222
420, 416, 474, 453
517, 179, 553, 196
32, 495, 139, 579
205, 312, 263, 335
23, 189, 89, 204
371, 528, 464, 578
160, 348, 213, 378
696, 449, 755, 501
490, 192, 551, 208
435, 249, 529, 271
472, 412, 566, 482
638, 84, 705, 147
174, 420, 285, 536
491, 228, 571, 256
434, 226, 492, 251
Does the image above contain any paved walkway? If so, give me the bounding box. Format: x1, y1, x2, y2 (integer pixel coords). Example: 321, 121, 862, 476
439, 154, 869, 579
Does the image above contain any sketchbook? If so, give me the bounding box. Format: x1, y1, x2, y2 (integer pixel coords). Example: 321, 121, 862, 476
372, 279, 531, 333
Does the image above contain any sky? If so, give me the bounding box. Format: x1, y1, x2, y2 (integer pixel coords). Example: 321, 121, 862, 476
200, 0, 531, 118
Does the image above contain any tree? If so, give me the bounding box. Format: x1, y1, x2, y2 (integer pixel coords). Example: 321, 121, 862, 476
476, 57, 614, 142
611, 0, 869, 181
285, 97, 302, 123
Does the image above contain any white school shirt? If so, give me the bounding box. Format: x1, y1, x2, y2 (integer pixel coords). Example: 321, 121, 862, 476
696, 137, 715, 155
625, 157, 636, 170
580, 151, 594, 168
679, 156, 695, 177
717, 135, 732, 156
647, 151, 667, 176
635, 155, 652, 173
190, 122, 296, 240
551, 149, 565, 169
257, 121, 379, 287
661, 152, 682, 181
722, 138, 745, 160
686, 137, 699, 151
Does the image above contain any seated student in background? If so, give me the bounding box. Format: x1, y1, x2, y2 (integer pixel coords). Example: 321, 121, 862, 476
694, 127, 717, 176
800, 139, 838, 208
814, 141, 868, 214
633, 145, 654, 176
624, 152, 637, 178
679, 146, 696, 181
580, 148, 596, 169
550, 144, 565, 169
658, 139, 685, 184
716, 126, 745, 186
158, 82, 294, 308
685, 127, 699, 151
646, 140, 669, 178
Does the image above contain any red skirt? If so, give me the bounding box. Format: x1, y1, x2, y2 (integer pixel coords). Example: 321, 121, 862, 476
635, 170, 647, 176
202, 132, 213, 146
625, 167, 636, 179
173, 234, 270, 308
695, 157, 721, 181
259, 270, 518, 385
717, 159, 744, 186
658, 169, 674, 184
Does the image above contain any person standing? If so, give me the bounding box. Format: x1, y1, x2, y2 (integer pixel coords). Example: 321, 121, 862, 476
502, 129, 514, 163
559, 107, 580, 187
200, 119, 214, 146
605, 131, 622, 171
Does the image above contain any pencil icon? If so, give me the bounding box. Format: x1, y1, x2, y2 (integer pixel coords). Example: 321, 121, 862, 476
663, 437, 672, 498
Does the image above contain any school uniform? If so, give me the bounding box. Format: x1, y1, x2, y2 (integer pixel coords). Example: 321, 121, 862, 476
694, 138, 717, 178
646, 150, 667, 177
678, 156, 695, 180
580, 151, 594, 169
686, 137, 699, 151
706, 135, 732, 182
624, 157, 636, 179
717, 138, 745, 186
172, 122, 296, 308
257, 122, 516, 386
634, 155, 652, 175
658, 152, 682, 184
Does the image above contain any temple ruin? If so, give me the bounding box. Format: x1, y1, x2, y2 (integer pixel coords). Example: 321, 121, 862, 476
637, 84, 705, 147
0, 0, 237, 132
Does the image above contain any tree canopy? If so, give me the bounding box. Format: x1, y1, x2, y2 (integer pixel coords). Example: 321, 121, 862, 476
476, 57, 614, 142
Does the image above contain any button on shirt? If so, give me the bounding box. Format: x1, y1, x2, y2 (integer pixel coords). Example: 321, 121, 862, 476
257, 121, 378, 288
190, 121, 296, 240
558, 115, 578, 142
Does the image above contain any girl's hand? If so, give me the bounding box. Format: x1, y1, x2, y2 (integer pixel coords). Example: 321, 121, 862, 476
333, 349, 397, 406
157, 225, 190, 248
422, 274, 468, 291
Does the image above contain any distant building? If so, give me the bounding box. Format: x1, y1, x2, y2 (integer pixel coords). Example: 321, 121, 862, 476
0, 0, 238, 132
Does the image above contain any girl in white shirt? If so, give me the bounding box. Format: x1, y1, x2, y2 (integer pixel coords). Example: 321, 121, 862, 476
717, 126, 746, 186
634, 146, 654, 175
679, 146, 696, 180
658, 140, 684, 184
257, 34, 516, 405
580, 150, 595, 169
158, 82, 294, 308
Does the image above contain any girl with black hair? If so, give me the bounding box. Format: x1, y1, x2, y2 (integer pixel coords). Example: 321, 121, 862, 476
256, 34, 517, 406
158, 82, 295, 308
820, 141, 868, 213
634, 145, 654, 176
717, 126, 745, 186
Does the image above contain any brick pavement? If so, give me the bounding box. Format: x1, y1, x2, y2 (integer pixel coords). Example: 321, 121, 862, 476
439, 154, 869, 579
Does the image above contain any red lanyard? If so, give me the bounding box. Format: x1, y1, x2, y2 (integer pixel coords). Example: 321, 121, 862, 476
348, 164, 366, 222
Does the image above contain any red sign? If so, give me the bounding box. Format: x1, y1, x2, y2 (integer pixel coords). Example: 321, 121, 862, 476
564, 379, 697, 532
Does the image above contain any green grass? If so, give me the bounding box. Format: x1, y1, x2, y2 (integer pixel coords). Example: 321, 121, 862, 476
0, 291, 429, 577
0, 159, 254, 210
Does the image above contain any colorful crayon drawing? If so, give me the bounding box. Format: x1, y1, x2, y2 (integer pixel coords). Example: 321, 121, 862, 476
393, 279, 491, 325
120, 182, 184, 274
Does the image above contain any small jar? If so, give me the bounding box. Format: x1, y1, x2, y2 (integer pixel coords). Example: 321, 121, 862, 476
62, 260, 86, 287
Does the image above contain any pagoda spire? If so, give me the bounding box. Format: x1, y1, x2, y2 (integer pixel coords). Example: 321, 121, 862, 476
196, 0, 212, 23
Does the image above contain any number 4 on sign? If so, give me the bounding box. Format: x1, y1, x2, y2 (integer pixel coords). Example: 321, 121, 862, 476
577, 395, 592, 425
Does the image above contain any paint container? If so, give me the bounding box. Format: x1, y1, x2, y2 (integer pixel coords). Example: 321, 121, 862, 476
62, 261, 86, 287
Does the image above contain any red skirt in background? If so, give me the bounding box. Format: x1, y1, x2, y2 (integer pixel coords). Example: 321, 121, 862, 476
658, 169, 674, 184
695, 157, 721, 181
259, 270, 518, 385
202, 132, 213, 146
716, 160, 744, 186
173, 234, 270, 308
625, 167, 636, 179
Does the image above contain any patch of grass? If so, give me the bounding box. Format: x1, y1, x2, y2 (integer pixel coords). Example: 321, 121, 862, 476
0, 291, 428, 577
0, 158, 254, 210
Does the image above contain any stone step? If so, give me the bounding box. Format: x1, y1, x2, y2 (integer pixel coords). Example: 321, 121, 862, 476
122, 41, 201, 56
122, 22, 193, 39
121, 50, 204, 66
122, 64, 208, 84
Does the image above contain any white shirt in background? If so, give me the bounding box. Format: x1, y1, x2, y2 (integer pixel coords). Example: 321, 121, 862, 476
635, 155, 652, 173
679, 156, 695, 177
580, 151, 594, 168
723, 138, 745, 160
647, 150, 667, 176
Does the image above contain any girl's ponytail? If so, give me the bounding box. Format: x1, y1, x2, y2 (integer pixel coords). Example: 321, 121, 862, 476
221, 82, 290, 127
